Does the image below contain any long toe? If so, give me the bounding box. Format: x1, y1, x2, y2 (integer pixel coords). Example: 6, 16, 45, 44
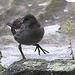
38, 45, 49, 54
34, 44, 49, 55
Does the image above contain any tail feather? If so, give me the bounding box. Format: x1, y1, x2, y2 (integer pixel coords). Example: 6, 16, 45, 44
6, 22, 12, 29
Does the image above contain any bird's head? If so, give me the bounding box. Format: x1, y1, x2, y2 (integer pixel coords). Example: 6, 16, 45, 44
19, 14, 40, 28
7, 14, 41, 29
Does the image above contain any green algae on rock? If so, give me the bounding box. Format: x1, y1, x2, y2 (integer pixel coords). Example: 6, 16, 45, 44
3, 59, 75, 75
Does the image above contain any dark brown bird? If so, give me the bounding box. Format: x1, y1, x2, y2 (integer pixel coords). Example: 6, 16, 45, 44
6, 14, 49, 59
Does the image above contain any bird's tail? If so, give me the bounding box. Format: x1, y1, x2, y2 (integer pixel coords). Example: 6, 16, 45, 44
6, 22, 12, 27
6, 22, 12, 29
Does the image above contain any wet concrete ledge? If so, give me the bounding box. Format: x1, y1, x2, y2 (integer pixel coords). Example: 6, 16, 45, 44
3, 59, 75, 75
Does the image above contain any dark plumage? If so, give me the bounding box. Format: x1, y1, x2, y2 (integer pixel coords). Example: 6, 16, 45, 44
7, 14, 49, 59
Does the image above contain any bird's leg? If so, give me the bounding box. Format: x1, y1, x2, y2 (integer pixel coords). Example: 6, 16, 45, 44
18, 44, 26, 59
34, 44, 49, 55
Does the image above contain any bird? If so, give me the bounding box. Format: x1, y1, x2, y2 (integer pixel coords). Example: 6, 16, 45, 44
6, 14, 49, 59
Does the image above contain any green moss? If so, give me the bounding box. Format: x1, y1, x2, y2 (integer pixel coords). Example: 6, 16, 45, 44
23, 60, 42, 67
0, 64, 5, 71
47, 59, 75, 71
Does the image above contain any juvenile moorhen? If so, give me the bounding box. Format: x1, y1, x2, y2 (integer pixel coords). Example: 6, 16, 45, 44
6, 14, 49, 59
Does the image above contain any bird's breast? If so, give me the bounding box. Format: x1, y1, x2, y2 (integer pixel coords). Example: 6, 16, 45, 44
14, 27, 44, 45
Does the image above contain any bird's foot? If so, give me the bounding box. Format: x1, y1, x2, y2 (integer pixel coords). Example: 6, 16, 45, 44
34, 44, 49, 55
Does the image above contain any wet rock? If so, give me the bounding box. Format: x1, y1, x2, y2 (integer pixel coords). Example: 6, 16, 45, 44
3, 59, 75, 75
0, 0, 13, 15
0, 72, 3, 75
38, 0, 66, 21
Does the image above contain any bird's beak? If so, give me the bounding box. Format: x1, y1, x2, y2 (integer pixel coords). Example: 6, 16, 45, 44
18, 18, 24, 25
20, 17, 24, 23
